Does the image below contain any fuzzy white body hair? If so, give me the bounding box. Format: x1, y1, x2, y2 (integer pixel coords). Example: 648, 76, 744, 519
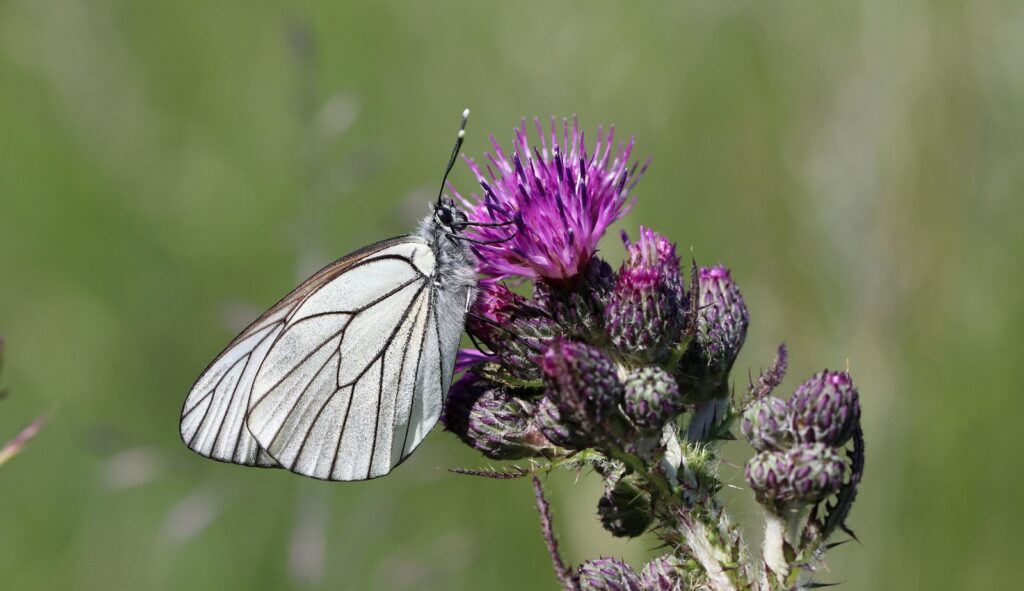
415, 214, 478, 383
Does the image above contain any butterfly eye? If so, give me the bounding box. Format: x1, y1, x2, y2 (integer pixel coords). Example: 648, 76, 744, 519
437, 206, 454, 226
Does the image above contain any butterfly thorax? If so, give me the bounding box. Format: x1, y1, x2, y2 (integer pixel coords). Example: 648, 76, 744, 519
417, 198, 478, 294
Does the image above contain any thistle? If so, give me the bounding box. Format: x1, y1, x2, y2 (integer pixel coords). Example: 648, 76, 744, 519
445, 117, 865, 591
673, 267, 748, 408
741, 396, 795, 452
441, 373, 550, 460
790, 370, 861, 447
605, 227, 686, 361
577, 558, 643, 591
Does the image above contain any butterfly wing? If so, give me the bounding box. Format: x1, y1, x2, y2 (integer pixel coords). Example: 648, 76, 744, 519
179, 236, 421, 469
243, 236, 459, 481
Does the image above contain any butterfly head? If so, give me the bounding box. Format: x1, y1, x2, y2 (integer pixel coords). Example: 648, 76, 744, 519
433, 196, 469, 234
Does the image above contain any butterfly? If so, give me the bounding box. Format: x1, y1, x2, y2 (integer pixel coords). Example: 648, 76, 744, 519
179, 110, 510, 481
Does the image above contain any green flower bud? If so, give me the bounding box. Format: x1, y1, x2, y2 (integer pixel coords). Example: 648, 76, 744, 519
597, 476, 653, 538
623, 366, 683, 432
741, 396, 795, 452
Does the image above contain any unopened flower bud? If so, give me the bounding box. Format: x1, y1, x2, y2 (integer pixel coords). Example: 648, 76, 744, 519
790, 371, 861, 447
534, 396, 591, 450
577, 557, 643, 591
605, 228, 685, 360
787, 443, 846, 503
441, 373, 548, 460
676, 266, 748, 405
597, 476, 653, 538
745, 450, 794, 507
741, 396, 795, 452
639, 554, 688, 591
623, 366, 682, 432
541, 339, 624, 433
466, 282, 556, 383
694, 266, 748, 370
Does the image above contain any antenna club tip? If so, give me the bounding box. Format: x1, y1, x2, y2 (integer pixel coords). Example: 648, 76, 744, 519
462, 108, 470, 118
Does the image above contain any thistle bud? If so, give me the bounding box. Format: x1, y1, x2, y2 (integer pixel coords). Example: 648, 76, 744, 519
597, 476, 653, 538
693, 266, 748, 370
466, 282, 555, 381
787, 443, 846, 503
639, 554, 688, 591
676, 266, 749, 405
789, 371, 861, 447
605, 228, 686, 361
744, 450, 794, 507
740, 396, 795, 452
441, 373, 548, 460
534, 396, 591, 450
577, 557, 643, 591
623, 366, 682, 432
541, 339, 625, 434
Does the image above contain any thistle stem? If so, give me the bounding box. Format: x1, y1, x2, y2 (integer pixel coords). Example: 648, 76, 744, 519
532, 475, 578, 591
762, 511, 789, 584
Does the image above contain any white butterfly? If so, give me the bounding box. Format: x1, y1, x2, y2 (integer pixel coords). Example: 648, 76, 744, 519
179, 110, 500, 481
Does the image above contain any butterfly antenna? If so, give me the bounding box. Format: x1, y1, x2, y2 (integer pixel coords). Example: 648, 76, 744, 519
437, 108, 470, 206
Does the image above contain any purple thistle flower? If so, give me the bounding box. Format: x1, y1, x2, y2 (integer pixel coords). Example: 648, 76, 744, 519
577, 557, 644, 591
790, 370, 861, 447
455, 117, 645, 280
605, 227, 686, 359
441, 373, 549, 460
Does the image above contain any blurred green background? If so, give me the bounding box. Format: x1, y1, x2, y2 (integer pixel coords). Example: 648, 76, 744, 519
1, 1, 1021, 589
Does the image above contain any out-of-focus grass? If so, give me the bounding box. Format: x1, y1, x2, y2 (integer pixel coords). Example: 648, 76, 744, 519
1, 1, 1022, 589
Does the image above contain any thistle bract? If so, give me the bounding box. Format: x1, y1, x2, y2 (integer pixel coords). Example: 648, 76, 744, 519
541, 339, 625, 434
456, 117, 643, 280
790, 370, 861, 447
577, 557, 644, 591
533, 257, 613, 338
745, 450, 794, 507
465, 282, 556, 382
623, 366, 682, 432
605, 228, 685, 360
639, 554, 688, 591
534, 396, 591, 450
441, 373, 547, 460
741, 396, 795, 452
787, 443, 846, 503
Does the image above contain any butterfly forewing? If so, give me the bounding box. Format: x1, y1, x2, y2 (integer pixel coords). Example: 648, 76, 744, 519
242, 236, 458, 481
179, 236, 436, 473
